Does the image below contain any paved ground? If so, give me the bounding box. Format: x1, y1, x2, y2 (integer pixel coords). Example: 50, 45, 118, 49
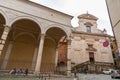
77, 73, 120, 80
0, 75, 74, 80
0, 73, 120, 80
0, 77, 73, 80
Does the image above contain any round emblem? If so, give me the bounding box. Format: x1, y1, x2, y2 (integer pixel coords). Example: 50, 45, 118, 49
103, 40, 109, 47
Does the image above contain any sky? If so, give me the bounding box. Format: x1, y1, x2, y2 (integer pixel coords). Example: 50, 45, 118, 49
30, 0, 113, 35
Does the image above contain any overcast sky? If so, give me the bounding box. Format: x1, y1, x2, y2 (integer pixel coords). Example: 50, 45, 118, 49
30, 0, 113, 35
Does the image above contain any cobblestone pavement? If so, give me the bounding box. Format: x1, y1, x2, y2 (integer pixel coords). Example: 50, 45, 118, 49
0, 75, 74, 80
76, 73, 120, 80
0, 77, 73, 80
0, 74, 120, 80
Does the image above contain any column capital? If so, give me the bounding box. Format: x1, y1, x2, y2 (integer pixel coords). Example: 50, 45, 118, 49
40, 33, 46, 39
3, 24, 11, 28
40, 33, 46, 41
3, 25, 11, 32
67, 38, 71, 45
41, 33, 46, 36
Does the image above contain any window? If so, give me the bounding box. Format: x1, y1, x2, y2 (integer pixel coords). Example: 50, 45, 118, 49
88, 44, 93, 48
86, 26, 91, 33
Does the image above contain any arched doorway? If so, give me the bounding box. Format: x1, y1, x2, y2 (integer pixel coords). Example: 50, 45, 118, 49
0, 13, 6, 67
1, 19, 41, 71
40, 27, 67, 72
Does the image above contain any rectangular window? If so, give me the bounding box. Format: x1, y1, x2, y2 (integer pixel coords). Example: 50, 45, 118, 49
88, 44, 93, 48
86, 26, 91, 33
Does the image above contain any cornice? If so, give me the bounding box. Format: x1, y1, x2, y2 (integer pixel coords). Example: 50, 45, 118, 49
72, 30, 113, 38
23, 0, 73, 18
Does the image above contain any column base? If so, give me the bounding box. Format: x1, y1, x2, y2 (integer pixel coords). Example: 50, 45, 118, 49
74, 78, 78, 80
34, 71, 40, 76
67, 70, 71, 76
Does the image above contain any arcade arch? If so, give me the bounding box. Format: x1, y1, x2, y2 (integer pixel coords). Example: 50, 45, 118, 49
8, 16, 41, 29
0, 13, 6, 67
1, 19, 41, 70
40, 27, 67, 72
0, 13, 6, 38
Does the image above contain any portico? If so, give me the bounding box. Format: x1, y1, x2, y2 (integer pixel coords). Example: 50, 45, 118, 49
0, 0, 73, 75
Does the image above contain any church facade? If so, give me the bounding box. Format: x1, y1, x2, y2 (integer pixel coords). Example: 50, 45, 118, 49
70, 13, 114, 73
0, 0, 114, 74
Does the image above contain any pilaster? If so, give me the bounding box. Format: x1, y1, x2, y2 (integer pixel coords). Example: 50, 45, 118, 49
67, 38, 72, 76
1, 41, 14, 70
55, 48, 58, 67
0, 25, 11, 55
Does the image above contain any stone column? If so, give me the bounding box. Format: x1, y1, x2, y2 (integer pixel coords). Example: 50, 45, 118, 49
31, 47, 38, 70
0, 25, 10, 55
55, 48, 58, 67
35, 34, 45, 74
67, 39, 71, 76
1, 41, 13, 70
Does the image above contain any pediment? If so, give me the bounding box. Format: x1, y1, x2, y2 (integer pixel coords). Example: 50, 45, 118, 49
86, 47, 97, 51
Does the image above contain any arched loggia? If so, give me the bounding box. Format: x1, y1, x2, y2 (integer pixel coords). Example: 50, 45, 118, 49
40, 27, 67, 72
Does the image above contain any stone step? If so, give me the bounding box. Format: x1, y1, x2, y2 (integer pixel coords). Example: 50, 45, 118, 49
0, 74, 74, 80
0, 77, 73, 80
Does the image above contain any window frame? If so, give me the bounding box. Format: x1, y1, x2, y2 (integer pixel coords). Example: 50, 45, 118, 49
86, 26, 91, 33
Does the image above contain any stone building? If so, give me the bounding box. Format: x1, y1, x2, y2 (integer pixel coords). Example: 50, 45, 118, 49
71, 13, 114, 73
110, 38, 120, 69
106, 0, 120, 70
0, 0, 72, 75
0, 0, 114, 75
